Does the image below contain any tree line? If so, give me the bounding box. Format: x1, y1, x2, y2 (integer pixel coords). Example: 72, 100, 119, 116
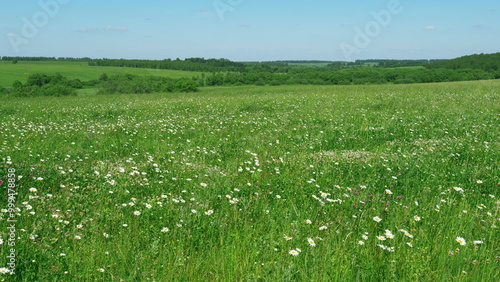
88, 58, 246, 72
0, 73, 199, 97
1, 56, 93, 62
97, 73, 198, 94
427, 53, 500, 71
199, 67, 497, 86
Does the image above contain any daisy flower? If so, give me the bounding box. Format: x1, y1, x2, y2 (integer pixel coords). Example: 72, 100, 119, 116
413, 216, 421, 221
373, 216, 382, 223
307, 238, 316, 247
133, 211, 141, 215
456, 237, 466, 246
161, 227, 169, 232
289, 250, 300, 256
0, 267, 10, 274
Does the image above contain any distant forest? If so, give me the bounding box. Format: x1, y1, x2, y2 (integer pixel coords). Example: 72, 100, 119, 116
2, 53, 499, 90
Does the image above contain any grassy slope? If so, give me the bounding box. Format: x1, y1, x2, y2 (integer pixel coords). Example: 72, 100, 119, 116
0, 81, 498, 281
0, 61, 203, 87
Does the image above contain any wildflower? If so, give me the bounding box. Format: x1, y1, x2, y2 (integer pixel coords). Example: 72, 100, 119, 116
307, 238, 316, 247
386, 234, 395, 239
133, 211, 141, 216
145, 204, 152, 209
60, 253, 66, 257
122, 224, 128, 227
456, 237, 466, 246
200, 183, 208, 187
414, 216, 421, 221
0, 267, 10, 274
284, 235, 293, 241
473, 240, 484, 245
305, 219, 312, 224
205, 210, 214, 215
289, 250, 300, 256
453, 187, 464, 192
385, 189, 393, 194
358, 241, 365, 245
191, 209, 197, 214
29, 188, 37, 192
406, 242, 413, 247
161, 228, 169, 232
373, 216, 382, 223
103, 233, 109, 238
97, 268, 105, 272
476, 180, 483, 184
361, 234, 368, 240
319, 226, 328, 231
377, 236, 387, 241
75, 236, 81, 240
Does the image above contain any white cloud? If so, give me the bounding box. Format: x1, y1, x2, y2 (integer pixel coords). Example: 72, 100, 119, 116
423, 26, 436, 30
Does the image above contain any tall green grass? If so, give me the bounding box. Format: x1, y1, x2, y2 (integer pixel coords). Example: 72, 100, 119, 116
0, 81, 498, 281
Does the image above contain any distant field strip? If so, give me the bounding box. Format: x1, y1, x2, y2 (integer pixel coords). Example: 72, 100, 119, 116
0, 61, 202, 87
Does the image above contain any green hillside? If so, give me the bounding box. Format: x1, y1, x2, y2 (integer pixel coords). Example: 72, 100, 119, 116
0, 61, 202, 88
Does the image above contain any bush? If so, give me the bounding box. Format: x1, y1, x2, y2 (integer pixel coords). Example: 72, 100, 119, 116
4, 73, 80, 97
97, 74, 199, 94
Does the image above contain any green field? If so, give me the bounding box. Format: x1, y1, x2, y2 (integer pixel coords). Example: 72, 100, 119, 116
0, 81, 498, 280
0, 61, 202, 88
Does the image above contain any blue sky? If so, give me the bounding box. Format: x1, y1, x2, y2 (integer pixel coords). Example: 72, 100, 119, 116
1, 0, 499, 61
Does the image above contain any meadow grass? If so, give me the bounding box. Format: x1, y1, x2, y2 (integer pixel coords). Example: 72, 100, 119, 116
0, 81, 498, 281
0, 61, 202, 88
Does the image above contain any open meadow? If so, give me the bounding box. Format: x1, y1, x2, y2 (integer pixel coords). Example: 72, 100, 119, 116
0, 81, 499, 280
0, 61, 201, 88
